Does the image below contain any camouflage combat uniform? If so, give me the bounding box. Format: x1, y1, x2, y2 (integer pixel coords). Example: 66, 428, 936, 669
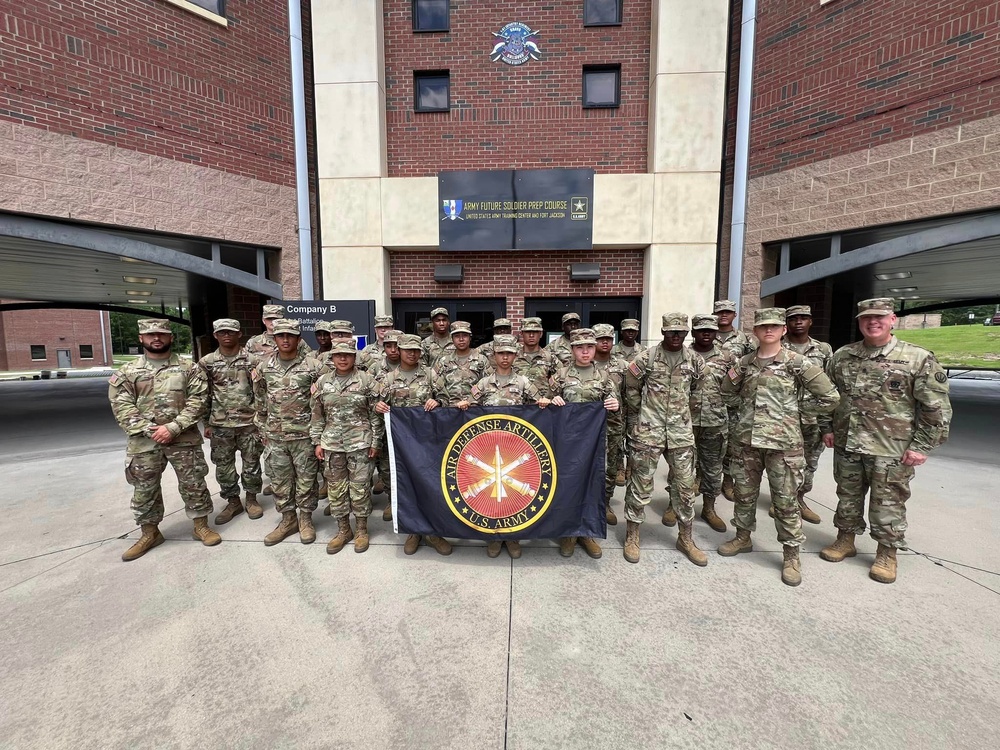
421, 334, 455, 368
594, 352, 628, 503
612, 341, 646, 363
357, 340, 383, 372
436, 350, 489, 406
722, 347, 840, 545
199, 347, 263, 500
513, 346, 558, 398
244, 331, 311, 363
109, 353, 213, 525
826, 335, 951, 548
690, 341, 735, 502
545, 334, 574, 366
470, 372, 542, 406
783, 335, 834, 496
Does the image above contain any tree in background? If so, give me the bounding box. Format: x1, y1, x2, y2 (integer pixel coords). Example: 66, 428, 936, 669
110, 307, 192, 354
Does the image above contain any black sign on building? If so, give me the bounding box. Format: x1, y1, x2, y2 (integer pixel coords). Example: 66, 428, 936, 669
277, 300, 375, 351
439, 168, 594, 251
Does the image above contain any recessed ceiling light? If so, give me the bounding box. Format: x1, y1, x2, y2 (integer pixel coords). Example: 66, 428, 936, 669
125, 290, 152, 296
896, 295, 920, 300
123, 276, 157, 284
886, 287, 917, 293
128, 299, 149, 304
120, 257, 142, 263
875, 271, 912, 281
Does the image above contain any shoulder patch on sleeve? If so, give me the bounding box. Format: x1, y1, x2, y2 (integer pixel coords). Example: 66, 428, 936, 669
471, 385, 481, 398
251, 369, 260, 382
108, 373, 121, 386
310, 383, 318, 395
934, 371, 947, 383
627, 360, 642, 377
728, 367, 740, 381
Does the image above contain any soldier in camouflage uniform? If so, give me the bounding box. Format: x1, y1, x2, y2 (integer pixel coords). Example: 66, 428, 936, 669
820, 298, 952, 584
779, 304, 833, 524
370, 329, 403, 520
514, 317, 558, 397
610, 318, 645, 486
109, 319, 221, 561
622, 313, 707, 566
593, 324, 628, 526
549, 328, 620, 560
475, 318, 513, 368
545, 312, 581, 366
422, 306, 455, 367
310, 339, 384, 555
435, 321, 489, 406
199, 318, 264, 525
466, 334, 548, 560
718, 308, 840, 587
714, 299, 756, 503
358, 314, 394, 372
688, 314, 735, 534
253, 318, 326, 546
313, 320, 333, 358
316, 320, 356, 370
375, 334, 453, 556
244, 304, 311, 363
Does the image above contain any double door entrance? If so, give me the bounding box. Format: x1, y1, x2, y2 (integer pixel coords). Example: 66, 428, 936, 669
393, 299, 504, 349
525, 298, 641, 345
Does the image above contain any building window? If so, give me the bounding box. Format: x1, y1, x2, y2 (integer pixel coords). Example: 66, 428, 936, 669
413, 0, 449, 32
30, 345, 46, 360
584, 0, 623, 26
161, 0, 227, 26
80, 345, 94, 359
415, 71, 450, 112
583, 65, 621, 108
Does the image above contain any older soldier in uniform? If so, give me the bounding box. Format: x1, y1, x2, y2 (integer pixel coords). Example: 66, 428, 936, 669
199, 318, 264, 524
820, 298, 952, 584
549, 328, 620, 559
777, 304, 832, 524
422, 306, 455, 367
718, 308, 840, 587
715, 299, 755, 502
476, 318, 513, 367
311, 339, 383, 555
375, 334, 452, 556
688, 313, 734, 533
358, 314, 394, 371
514, 317, 558, 397
622, 313, 707, 566
109, 319, 220, 561
436, 321, 489, 406
545, 312, 581, 366
611, 318, 645, 486
593, 323, 627, 525
253, 318, 325, 546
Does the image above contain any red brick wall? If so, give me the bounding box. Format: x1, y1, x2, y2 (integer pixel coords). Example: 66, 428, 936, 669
0, 306, 113, 371
750, 0, 1000, 178
383, 0, 650, 177
0, 0, 295, 185
389, 249, 644, 328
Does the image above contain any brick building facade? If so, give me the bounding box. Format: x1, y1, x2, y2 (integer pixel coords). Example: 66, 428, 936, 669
0, 304, 112, 371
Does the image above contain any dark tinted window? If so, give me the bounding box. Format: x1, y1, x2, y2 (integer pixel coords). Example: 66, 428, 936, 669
583, 66, 620, 108
80, 345, 94, 359
188, 0, 225, 15
584, 0, 622, 26
415, 71, 450, 112
413, 0, 449, 32
30, 345, 46, 360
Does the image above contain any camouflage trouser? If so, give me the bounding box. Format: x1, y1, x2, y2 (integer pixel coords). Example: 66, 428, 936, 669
832, 448, 914, 548
324, 448, 374, 519
722, 410, 739, 484
125, 445, 212, 525
693, 424, 727, 499
376, 450, 391, 500
624, 441, 696, 525
731, 444, 805, 546
209, 425, 263, 499
266, 438, 318, 514
800, 422, 826, 495
605, 410, 625, 499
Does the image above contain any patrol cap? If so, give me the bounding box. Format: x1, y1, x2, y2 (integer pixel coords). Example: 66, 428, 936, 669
397, 333, 423, 350
138, 318, 172, 335
272, 318, 301, 336
493, 334, 518, 354
621, 318, 640, 331
562, 312, 581, 324
329, 340, 358, 355
329, 319, 355, 334
714, 299, 737, 313
450, 320, 472, 335
570, 328, 597, 346
212, 318, 240, 333
786, 305, 812, 318
691, 314, 719, 331
262, 304, 284, 320
521, 317, 544, 332
754, 308, 786, 326
374, 315, 394, 328
856, 298, 895, 317
592, 323, 615, 339
661, 312, 690, 332
492, 318, 512, 329
314, 321, 333, 333
383, 329, 403, 343
430, 307, 449, 319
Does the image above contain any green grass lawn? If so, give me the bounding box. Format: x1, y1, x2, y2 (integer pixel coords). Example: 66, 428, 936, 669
894, 325, 1000, 369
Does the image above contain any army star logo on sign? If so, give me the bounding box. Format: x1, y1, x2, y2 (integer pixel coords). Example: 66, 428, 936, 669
441, 414, 556, 533
570, 196, 589, 221
442, 199, 464, 220
489, 22, 541, 66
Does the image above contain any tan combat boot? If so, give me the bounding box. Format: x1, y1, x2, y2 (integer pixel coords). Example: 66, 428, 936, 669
661, 506, 677, 527
192, 517, 222, 546
578, 537, 602, 559
214, 498, 244, 525
323, 504, 332, 516
487, 541, 503, 558
721, 475, 735, 502
820, 530, 857, 562
798, 491, 821, 524
262, 483, 273, 495
615, 467, 626, 487
676, 522, 708, 567
299, 511, 316, 544
625, 463, 632, 483
326, 516, 354, 554
354, 517, 369, 553
558, 537, 577, 558
606, 502, 618, 526
782, 545, 802, 587
245, 492, 263, 520
425, 535, 453, 556
624, 521, 640, 563
264, 511, 299, 546
869, 544, 897, 584
382, 505, 393, 522
121, 524, 164, 562
317, 480, 328, 499
505, 540, 522, 559
718, 528, 753, 556
404, 534, 421, 555
373, 477, 385, 495
700, 496, 727, 532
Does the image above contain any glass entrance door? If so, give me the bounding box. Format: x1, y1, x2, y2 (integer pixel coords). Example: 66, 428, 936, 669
525, 297, 641, 344
392, 299, 506, 349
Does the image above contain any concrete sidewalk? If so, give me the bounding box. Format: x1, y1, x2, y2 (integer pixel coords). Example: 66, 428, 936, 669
1, 445, 998, 749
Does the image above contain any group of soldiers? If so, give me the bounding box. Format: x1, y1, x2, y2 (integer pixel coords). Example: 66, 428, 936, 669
109, 297, 951, 588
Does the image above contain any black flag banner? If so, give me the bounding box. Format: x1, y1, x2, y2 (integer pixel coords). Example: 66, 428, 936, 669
387, 403, 607, 540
